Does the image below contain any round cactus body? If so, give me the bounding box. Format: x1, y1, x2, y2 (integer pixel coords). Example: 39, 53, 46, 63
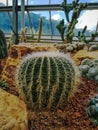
15, 52, 78, 111
79, 65, 89, 75
81, 58, 91, 65
87, 95, 98, 126
88, 67, 98, 78
95, 75, 98, 82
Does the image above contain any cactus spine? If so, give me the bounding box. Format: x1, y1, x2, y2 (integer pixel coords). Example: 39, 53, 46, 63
0, 29, 8, 59
15, 52, 78, 111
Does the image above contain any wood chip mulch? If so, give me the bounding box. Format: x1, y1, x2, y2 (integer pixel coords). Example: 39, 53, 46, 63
28, 78, 98, 130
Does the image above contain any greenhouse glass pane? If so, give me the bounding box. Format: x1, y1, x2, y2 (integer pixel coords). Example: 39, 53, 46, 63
24, 11, 51, 35
76, 10, 98, 32
24, 0, 98, 5
0, 12, 12, 33
0, 0, 12, 6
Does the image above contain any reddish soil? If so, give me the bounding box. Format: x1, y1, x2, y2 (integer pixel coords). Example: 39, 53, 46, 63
28, 78, 98, 130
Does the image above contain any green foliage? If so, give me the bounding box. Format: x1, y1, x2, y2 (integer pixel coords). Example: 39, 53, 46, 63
0, 79, 9, 91
0, 29, 8, 59
15, 52, 78, 111
87, 95, 98, 126
57, 0, 87, 43
79, 59, 98, 81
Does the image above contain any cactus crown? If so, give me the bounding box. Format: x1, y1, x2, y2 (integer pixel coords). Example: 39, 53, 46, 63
0, 29, 8, 59
15, 52, 78, 111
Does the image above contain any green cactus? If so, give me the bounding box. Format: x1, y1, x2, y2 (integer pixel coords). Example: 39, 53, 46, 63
59, 0, 87, 43
56, 19, 66, 41
78, 26, 87, 42
81, 58, 91, 65
78, 23, 98, 44
15, 52, 78, 111
89, 45, 98, 52
0, 29, 8, 59
79, 58, 98, 81
87, 95, 98, 126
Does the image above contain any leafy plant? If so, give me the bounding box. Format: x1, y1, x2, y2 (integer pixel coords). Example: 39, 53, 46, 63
87, 95, 98, 126
15, 51, 79, 111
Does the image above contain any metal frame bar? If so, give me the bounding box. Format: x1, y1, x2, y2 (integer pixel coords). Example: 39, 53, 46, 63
12, 0, 18, 44
21, 0, 25, 29
0, 3, 98, 12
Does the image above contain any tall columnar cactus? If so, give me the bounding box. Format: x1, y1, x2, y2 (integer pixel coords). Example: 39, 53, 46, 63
57, 0, 87, 43
0, 29, 8, 59
15, 52, 78, 111
56, 19, 66, 41
37, 17, 42, 43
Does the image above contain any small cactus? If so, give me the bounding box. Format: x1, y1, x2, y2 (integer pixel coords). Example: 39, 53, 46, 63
87, 95, 98, 126
81, 58, 91, 65
65, 42, 85, 52
89, 45, 98, 52
15, 52, 79, 111
0, 29, 8, 59
79, 58, 98, 81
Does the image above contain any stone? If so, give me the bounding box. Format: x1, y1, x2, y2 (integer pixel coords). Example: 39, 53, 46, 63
0, 88, 28, 130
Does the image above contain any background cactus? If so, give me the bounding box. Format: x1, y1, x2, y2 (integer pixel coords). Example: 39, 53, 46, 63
15, 52, 78, 111
77, 25, 98, 44
0, 29, 8, 59
57, 0, 87, 43
56, 19, 66, 41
